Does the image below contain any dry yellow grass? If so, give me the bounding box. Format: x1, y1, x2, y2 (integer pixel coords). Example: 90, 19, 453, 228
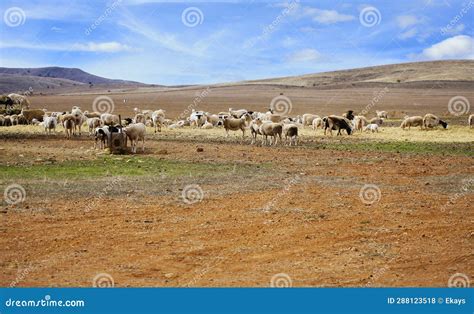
1, 124, 472, 143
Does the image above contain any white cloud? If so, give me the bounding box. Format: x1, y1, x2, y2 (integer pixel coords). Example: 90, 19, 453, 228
396, 15, 420, 29
304, 7, 354, 24
288, 49, 322, 62
420, 35, 474, 59
71, 42, 132, 52
398, 28, 418, 40
0, 41, 132, 53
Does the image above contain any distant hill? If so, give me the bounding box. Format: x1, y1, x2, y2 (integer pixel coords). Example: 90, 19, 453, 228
233, 60, 474, 88
0, 66, 148, 94
1, 60, 473, 94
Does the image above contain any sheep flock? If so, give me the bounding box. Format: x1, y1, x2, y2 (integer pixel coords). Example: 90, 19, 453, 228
0, 103, 472, 154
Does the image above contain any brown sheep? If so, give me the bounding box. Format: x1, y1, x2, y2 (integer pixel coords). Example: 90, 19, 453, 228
62, 114, 75, 139
20, 109, 45, 124
223, 114, 251, 138
323, 115, 353, 136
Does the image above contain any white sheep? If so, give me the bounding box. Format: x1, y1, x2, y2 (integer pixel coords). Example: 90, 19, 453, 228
364, 123, 379, 133
101, 113, 120, 126
151, 110, 166, 132
311, 117, 323, 130
302, 114, 320, 127
201, 120, 213, 129
71, 106, 85, 135
124, 123, 146, 153
87, 117, 102, 136
43, 115, 57, 134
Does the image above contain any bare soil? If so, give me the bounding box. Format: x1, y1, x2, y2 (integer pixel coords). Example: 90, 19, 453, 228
1, 133, 472, 287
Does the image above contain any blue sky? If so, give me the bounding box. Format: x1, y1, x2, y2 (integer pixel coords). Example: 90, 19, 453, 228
0, 0, 473, 85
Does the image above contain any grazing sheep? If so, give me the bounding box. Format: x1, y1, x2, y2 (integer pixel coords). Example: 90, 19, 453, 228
259, 121, 283, 146
311, 117, 323, 130
206, 114, 222, 126
223, 114, 251, 139
0, 95, 14, 110
369, 117, 384, 126
83, 111, 102, 118
133, 113, 146, 124
283, 123, 298, 146
469, 114, 474, 128
62, 114, 75, 139
71, 107, 85, 135
376, 110, 388, 119
323, 115, 353, 136
20, 109, 46, 124
101, 113, 120, 126
17, 114, 28, 125
353, 115, 368, 132
266, 114, 283, 123
43, 115, 57, 134
201, 120, 213, 129
400, 116, 423, 130
10, 114, 18, 125
168, 120, 186, 129
342, 110, 355, 120
94, 126, 110, 149
87, 117, 102, 135
3, 115, 12, 126
364, 123, 379, 133
8, 93, 30, 109
151, 109, 166, 132
124, 123, 146, 154
189, 110, 207, 128
229, 108, 248, 118
423, 114, 448, 129
302, 114, 320, 127
122, 118, 133, 125
249, 118, 264, 145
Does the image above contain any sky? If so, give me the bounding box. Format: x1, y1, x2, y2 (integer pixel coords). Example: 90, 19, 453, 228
0, 0, 473, 85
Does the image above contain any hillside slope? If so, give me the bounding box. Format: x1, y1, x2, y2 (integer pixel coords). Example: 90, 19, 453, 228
237, 60, 474, 87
